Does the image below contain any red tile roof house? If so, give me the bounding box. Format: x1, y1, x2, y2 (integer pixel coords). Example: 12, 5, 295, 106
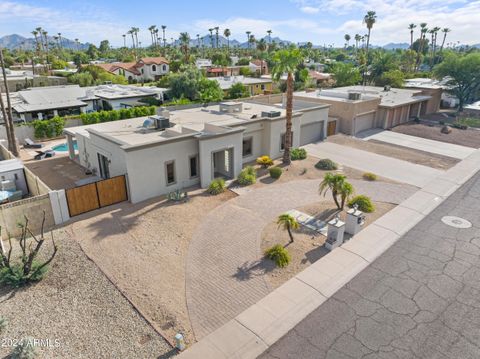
96, 57, 169, 83
249, 60, 269, 75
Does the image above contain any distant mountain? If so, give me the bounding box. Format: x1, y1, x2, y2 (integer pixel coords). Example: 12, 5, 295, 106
0, 34, 89, 50
173, 34, 291, 49
382, 42, 410, 50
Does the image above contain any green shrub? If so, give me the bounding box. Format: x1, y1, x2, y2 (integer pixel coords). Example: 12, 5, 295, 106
269, 166, 283, 179
208, 178, 226, 195
290, 148, 307, 160
256, 155, 274, 168
79, 106, 154, 125
315, 158, 338, 170
348, 195, 375, 213
0, 262, 48, 287
10, 338, 37, 359
265, 245, 291, 268
362, 172, 377, 181
0, 316, 7, 333
238, 166, 256, 186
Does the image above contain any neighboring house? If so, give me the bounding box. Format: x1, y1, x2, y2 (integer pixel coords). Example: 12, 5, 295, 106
95, 57, 169, 83
304, 61, 326, 72
64, 100, 330, 203
206, 66, 242, 77
404, 78, 454, 108
212, 76, 273, 96
308, 70, 333, 87
0, 158, 28, 196
0, 68, 67, 92
249, 60, 269, 75
8, 84, 168, 122
294, 85, 441, 135
195, 59, 213, 69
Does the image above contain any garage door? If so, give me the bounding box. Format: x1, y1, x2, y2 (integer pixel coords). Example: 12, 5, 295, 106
355, 113, 376, 134
300, 122, 323, 146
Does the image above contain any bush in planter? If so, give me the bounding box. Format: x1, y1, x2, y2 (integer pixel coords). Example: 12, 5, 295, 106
362, 172, 377, 181
238, 166, 256, 186
290, 148, 307, 160
315, 158, 338, 170
208, 178, 226, 195
256, 155, 274, 168
265, 245, 291, 268
269, 166, 283, 179
348, 195, 375, 213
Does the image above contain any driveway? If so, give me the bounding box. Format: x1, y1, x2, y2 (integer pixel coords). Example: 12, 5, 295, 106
186, 179, 417, 340
357, 129, 476, 159
303, 142, 443, 187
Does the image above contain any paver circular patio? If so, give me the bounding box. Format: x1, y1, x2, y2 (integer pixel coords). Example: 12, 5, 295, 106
185, 178, 417, 340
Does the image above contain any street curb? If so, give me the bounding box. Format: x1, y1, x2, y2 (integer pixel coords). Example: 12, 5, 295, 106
177, 149, 480, 359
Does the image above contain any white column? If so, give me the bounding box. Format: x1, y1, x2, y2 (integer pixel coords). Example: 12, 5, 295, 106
66, 134, 75, 160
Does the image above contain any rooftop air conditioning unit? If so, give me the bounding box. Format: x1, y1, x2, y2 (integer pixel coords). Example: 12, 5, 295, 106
261, 110, 281, 118
348, 92, 361, 100
152, 115, 170, 130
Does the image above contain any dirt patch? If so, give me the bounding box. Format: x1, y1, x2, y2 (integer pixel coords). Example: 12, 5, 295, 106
392, 122, 480, 149
0, 229, 172, 359
71, 188, 236, 345
327, 134, 459, 170
260, 201, 396, 289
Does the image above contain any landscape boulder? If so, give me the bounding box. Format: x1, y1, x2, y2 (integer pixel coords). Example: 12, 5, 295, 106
441, 125, 452, 134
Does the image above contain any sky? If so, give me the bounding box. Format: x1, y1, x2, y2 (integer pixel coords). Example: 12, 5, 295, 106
0, 0, 479, 47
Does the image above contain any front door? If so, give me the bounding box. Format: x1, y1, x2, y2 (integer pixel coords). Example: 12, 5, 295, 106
327, 121, 337, 136
97, 153, 110, 179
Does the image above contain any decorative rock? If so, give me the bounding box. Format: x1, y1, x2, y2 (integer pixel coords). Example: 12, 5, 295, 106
441, 125, 452, 134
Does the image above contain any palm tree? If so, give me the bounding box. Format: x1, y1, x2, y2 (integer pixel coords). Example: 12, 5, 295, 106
57, 32, 62, 49
122, 34, 126, 48
344, 34, 351, 48
128, 28, 136, 49
41, 30, 49, 71
257, 38, 267, 52
179, 32, 190, 63
214, 26, 219, 48
277, 214, 299, 244
246, 31, 251, 49
161, 25, 167, 47
133, 27, 140, 49
248, 34, 256, 49
439, 28, 451, 52
208, 28, 214, 48
408, 24, 416, 48
354, 34, 361, 50
362, 11, 376, 85
148, 25, 156, 47
35, 27, 44, 52
319, 173, 353, 210
75, 38, 79, 51
431, 26, 441, 64
154, 28, 160, 47
224, 28, 231, 49
0, 45, 18, 156
416, 23, 428, 70
267, 30, 272, 44
272, 48, 303, 164
196, 34, 201, 48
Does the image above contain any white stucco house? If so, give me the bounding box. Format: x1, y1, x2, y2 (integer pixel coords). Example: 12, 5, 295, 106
64, 99, 330, 203
96, 57, 169, 83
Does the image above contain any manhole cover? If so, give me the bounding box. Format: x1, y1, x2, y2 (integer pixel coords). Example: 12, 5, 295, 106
441, 216, 472, 229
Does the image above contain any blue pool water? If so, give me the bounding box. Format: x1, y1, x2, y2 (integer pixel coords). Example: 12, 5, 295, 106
52, 142, 78, 152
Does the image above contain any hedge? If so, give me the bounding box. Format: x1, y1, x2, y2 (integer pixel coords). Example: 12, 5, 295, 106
80, 106, 156, 125
32, 116, 65, 139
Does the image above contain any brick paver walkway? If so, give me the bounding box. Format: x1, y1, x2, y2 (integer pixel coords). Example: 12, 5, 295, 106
186, 179, 417, 339
260, 172, 480, 359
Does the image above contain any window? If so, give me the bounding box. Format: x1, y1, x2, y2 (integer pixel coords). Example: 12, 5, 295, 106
163, 64, 167, 71
242, 137, 253, 157
141, 69, 144, 74
261, 85, 266, 90
165, 161, 176, 185
280, 132, 293, 151
189, 155, 198, 178
152, 64, 157, 72
97, 153, 110, 179
14, 173, 18, 180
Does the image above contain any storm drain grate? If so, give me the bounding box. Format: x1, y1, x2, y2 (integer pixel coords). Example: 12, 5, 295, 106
441, 216, 472, 229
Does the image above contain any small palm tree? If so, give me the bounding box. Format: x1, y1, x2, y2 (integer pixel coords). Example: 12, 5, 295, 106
277, 214, 299, 244
319, 173, 354, 210
272, 48, 303, 164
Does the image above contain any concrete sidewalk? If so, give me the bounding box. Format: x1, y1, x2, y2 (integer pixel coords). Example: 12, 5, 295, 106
357, 128, 476, 159
303, 141, 442, 187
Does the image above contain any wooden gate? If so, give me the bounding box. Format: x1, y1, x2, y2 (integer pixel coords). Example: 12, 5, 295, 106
327, 121, 337, 136
66, 175, 128, 217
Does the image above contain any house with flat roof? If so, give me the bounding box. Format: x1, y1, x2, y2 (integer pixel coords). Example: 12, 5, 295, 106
8, 84, 167, 122
64, 100, 330, 203
212, 76, 273, 96
0, 68, 67, 92
95, 57, 169, 83
293, 85, 440, 135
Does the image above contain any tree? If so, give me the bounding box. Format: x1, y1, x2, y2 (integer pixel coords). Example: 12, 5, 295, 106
277, 214, 299, 244
439, 28, 451, 52
272, 48, 303, 165
330, 62, 361, 87
0, 46, 18, 156
344, 34, 351, 48
0, 213, 57, 287
434, 53, 480, 111
228, 82, 249, 99
224, 28, 231, 49
377, 70, 405, 88
179, 32, 190, 63
370, 52, 397, 84
319, 173, 354, 210
246, 31, 251, 48
408, 24, 416, 48
99, 40, 110, 54
362, 11, 377, 85
198, 78, 223, 103
168, 66, 203, 100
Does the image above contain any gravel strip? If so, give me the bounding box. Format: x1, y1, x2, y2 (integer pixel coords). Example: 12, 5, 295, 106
0, 229, 174, 359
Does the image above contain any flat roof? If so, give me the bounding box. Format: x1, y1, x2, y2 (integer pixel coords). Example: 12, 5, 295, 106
212, 76, 272, 90
0, 158, 24, 172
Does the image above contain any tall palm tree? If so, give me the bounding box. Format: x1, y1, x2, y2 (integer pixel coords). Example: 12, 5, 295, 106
208, 28, 214, 48
161, 25, 167, 47
35, 27, 44, 52
272, 48, 303, 164
408, 24, 416, 48
439, 28, 451, 52
57, 32, 62, 49
179, 32, 190, 63
246, 31, 251, 49
416, 23, 428, 71
267, 30, 272, 44
148, 25, 156, 47
196, 34, 201, 48
0, 46, 18, 156
223, 28, 231, 50
277, 214, 299, 244
214, 26, 219, 48
344, 34, 351, 48
133, 27, 140, 49
431, 26, 441, 64
354, 34, 361, 50
41, 30, 49, 71
362, 11, 376, 85
128, 29, 135, 49
122, 34, 126, 48
248, 34, 256, 50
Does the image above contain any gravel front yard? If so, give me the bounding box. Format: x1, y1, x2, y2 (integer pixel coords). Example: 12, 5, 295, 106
327, 134, 458, 170
392, 122, 480, 148
0, 229, 173, 359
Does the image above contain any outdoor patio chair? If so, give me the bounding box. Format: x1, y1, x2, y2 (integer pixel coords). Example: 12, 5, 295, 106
34, 149, 55, 160
24, 138, 44, 149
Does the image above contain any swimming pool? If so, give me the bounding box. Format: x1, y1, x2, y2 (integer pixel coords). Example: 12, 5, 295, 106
52, 142, 78, 152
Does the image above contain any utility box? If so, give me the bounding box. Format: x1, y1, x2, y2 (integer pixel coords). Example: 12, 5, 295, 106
325, 217, 345, 251
345, 207, 365, 236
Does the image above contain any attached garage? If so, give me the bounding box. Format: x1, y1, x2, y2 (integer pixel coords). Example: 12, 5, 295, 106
354, 112, 376, 135
300, 121, 324, 146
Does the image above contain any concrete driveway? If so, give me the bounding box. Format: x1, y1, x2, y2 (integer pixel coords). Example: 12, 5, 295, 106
357, 129, 476, 159
303, 141, 443, 187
